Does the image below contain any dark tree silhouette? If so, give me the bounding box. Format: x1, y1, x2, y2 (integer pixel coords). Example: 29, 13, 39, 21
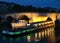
0, 1, 59, 13
0, 17, 2, 22
6, 16, 13, 23
11, 4, 25, 12
58, 10, 60, 12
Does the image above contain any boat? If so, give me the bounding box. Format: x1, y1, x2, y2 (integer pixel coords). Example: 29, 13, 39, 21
2, 21, 54, 35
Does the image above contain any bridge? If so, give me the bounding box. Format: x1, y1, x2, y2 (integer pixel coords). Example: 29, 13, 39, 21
4, 12, 59, 23
2, 12, 56, 35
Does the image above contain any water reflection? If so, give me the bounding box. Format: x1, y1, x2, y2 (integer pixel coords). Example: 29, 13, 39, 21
27, 35, 31, 42
2, 27, 56, 43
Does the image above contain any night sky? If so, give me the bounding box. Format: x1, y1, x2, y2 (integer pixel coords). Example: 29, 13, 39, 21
0, 0, 60, 9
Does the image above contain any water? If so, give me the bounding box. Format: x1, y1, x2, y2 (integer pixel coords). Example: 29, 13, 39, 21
0, 27, 59, 43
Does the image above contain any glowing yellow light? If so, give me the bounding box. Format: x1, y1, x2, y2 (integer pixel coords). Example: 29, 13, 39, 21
44, 30, 47, 37
41, 31, 45, 37
47, 29, 50, 36
39, 32, 41, 38
39, 23, 41, 25
32, 16, 48, 22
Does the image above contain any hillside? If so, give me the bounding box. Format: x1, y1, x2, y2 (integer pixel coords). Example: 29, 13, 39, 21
0, 1, 59, 15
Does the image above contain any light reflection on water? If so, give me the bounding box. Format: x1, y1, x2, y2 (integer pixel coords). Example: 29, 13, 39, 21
2, 27, 56, 43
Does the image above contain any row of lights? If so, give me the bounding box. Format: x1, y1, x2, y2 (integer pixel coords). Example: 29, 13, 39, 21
26, 21, 53, 27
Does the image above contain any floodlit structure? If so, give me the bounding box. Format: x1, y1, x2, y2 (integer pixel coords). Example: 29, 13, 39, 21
5, 12, 58, 23
3, 12, 58, 28
2, 12, 55, 35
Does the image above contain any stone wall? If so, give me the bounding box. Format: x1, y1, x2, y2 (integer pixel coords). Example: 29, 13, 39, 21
5, 12, 59, 22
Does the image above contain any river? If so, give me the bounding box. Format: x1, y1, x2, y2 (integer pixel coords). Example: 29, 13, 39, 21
0, 26, 60, 43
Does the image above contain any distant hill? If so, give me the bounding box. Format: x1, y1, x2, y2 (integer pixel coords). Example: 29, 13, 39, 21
0, 1, 59, 15
0, 1, 16, 14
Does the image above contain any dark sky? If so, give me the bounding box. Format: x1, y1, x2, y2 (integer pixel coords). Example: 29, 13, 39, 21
0, 0, 60, 9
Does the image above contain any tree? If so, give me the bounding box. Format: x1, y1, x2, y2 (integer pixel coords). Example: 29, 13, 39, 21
6, 16, 13, 23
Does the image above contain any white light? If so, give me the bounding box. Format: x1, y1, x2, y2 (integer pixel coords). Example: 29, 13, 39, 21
27, 35, 31, 42
35, 33, 37, 38
42, 23, 44, 25
34, 24, 37, 26
27, 24, 30, 26
39, 23, 41, 25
